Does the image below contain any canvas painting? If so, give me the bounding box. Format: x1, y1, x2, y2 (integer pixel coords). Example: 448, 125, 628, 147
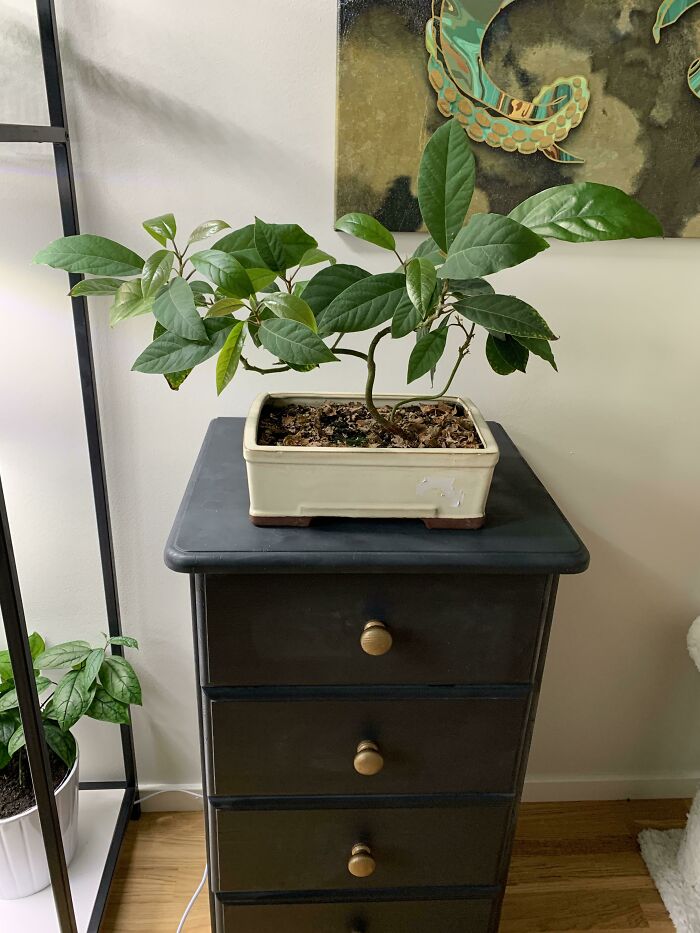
336, 0, 700, 236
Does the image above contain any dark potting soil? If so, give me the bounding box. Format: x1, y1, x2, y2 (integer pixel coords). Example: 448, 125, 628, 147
257, 400, 484, 450
0, 750, 69, 820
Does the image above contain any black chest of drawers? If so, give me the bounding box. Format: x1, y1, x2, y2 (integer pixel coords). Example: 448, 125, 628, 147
166, 418, 588, 932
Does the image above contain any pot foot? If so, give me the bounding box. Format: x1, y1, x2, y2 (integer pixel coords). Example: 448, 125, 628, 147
250, 515, 313, 527
423, 516, 485, 530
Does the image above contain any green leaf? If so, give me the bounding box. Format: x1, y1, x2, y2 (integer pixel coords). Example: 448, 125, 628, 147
391, 301, 421, 339
509, 183, 663, 242
486, 334, 529, 374
29, 633, 45, 663
110, 280, 154, 326
456, 294, 556, 339
0, 713, 16, 747
190, 281, 214, 297
318, 273, 411, 336
515, 336, 558, 370
52, 670, 90, 731
448, 277, 495, 298
81, 648, 105, 688
189, 249, 255, 299
187, 219, 230, 245
293, 281, 310, 297
263, 293, 317, 331
69, 277, 125, 297
34, 235, 145, 277
43, 721, 77, 769
0, 651, 12, 681
297, 248, 336, 269
142, 249, 175, 297
87, 686, 131, 725
143, 213, 176, 246
132, 317, 235, 375
216, 322, 246, 395
411, 236, 444, 265
335, 213, 396, 252
258, 319, 337, 366
152, 323, 192, 390
206, 298, 244, 318
303, 264, 370, 321
34, 641, 92, 670
439, 214, 549, 280
153, 277, 207, 342
0, 746, 9, 769
407, 328, 449, 383
405, 257, 438, 319
99, 656, 142, 706
107, 636, 139, 649
8, 725, 25, 757
418, 120, 476, 253
254, 219, 318, 273
213, 224, 257, 254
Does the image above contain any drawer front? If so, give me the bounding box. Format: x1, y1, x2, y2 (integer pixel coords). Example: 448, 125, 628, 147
209, 696, 528, 796
203, 573, 546, 686
212, 802, 510, 893
219, 897, 495, 933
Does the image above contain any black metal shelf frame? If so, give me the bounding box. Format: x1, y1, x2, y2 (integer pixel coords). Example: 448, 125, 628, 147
0, 2, 139, 931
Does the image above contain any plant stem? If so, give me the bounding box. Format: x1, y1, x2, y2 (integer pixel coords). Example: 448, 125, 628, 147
241, 356, 291, 376
364, 327, 412, 439
393, 249, 406, 269
335, 348, 368, 362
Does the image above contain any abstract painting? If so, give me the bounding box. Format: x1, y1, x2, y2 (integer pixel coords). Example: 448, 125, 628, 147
336, 0, 700, 236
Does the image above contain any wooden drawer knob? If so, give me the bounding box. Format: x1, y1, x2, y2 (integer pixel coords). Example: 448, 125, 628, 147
348, 843, 376, 878
360, 620, 392, 656
354, 740, 384, 776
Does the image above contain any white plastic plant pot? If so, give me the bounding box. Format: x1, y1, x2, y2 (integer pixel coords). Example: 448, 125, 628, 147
244, 392, 500, 528
0, 753, 79, 900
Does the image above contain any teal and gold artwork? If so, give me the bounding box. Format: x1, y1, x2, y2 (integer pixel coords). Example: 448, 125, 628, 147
336, 0, 700, 236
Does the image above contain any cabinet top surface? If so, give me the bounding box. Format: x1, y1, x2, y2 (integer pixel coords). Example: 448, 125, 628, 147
164, 418, 589, 575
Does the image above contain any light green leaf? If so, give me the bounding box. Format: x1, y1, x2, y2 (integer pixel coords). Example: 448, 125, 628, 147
110, 280, 154, 326
153, 277, 207, 342
0, 677, 52, 712
486, 334, 529, 375
99, 656, 142, 706
132, 317, 235, 375
303, 264, 370, 322
29, 633, 45, 663
335, 213, 396, 251
254, 219, 318, 273
509, 183, 663, 242
81, 649, 105, 688
142, 249, 175, 297
43, 721, 77, 768
297, 248, 336, 269
456, 294, 556, 339
8, 725, 25, 756
411, 236, 444, 265
107, 636, 139, 649
439, 214, 549, 280
216, 322, 246, 395
52, 670, 90, 731
87, 686, 131, 725
206, 298, 244, 318
143, 213, 176, 246
189, 249, 255, 299
34, 641, 91, 670
69, 277, 125, 297
263, 293, 317, 331
318, 273, 411, 336
515, 336, 558, 370
405, 257, 438, 318
418, 120, 475, 253
34, 235, 145, 277
258, 319, 338, 366
407, 328, 449, 383
0, 651, 12, 681
187, 219, 230, 245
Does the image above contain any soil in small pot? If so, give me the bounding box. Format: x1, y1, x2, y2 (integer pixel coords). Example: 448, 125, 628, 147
257, 400, 484, 450
0, 750, 69, 820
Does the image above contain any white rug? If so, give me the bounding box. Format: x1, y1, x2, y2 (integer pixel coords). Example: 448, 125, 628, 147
639, 828, 700, 931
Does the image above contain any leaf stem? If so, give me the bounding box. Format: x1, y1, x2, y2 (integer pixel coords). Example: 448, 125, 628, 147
241, 356, 291, 376
393, 249, 406, 269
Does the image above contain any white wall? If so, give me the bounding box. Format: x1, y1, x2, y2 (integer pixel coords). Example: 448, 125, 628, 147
1, 0, 699, 799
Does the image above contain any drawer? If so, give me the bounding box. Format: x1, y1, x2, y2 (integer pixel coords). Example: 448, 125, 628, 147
209, 695, 528, 796
219, 896, 495, 932
203, 573, 547, 686
211, 801, 510, 892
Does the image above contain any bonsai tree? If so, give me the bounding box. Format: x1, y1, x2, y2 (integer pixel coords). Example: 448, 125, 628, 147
0, 632, 141, 781
34, 122, 662, 441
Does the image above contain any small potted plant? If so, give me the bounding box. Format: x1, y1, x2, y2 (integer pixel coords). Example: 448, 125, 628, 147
34, 122, 661, 526
0, 632, 141, 899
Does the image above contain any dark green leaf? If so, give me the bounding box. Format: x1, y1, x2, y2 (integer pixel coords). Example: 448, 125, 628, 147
87, 686, 131, 725
0, 713, 16, 747
515, 336, 558, 370
258, 319, 337, 366
107, 636, 139, 649
99, 656, 142, 705
405, 257, 438, 319
318, 273, 410, 336
216, 322, 246, 395
142, 249, 175, 297
8, 725, 25, 757
335, 213, 396, 251
52, 670, 90, 731
152, 322, 192, 389
391, 301, 421, 339
69, 277, 125, 297
407, 328, 449, 383
411, 236, 444, 265
81, 649, 105, 688
0, 651, 12, 681
213, 224, 257, 254
303, 264, 370, 321
153, 277, 207, 342
418, 120, 475, 253
448, 278, 495, 298
189, 249, 255, 299
263, 293, 317, 331
189, 281, 214, 296
34, 235, 144, 277
254, 219, 317, 273
438, 214, 549, 280
456, 294, 556, 339
0, 746, 9, 769
187, 219, 230, 245
43, 721, 77, 769
34, 641, 91, 670
143, 213, 176, 246
486, 334, 529, 375
297, 248, 336, 269
110, 280, 154, 326
132, 317, 235, 375
509, 183, 663, 242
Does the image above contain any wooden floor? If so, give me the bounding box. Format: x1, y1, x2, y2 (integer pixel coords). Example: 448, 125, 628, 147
102, 800, 687, 932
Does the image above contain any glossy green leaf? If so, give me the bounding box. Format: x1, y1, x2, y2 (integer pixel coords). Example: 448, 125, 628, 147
187, 219, 230, 245
302, 264, 370, 321
29, 633, 45, 663
143, 213, 176, 246
254, 219, 317, 273
81, 649, 105, 688
34, 235, 145, 277
216, 322, 246, 395
189, 249, 255, 299
153, 277, 207, 342
509, 183, 663, 242
34, 641, 91, 670
142, 249, 175, 297
486, 334, 529, 374
132, 317, 235, 375
515, 336, 558, 370
213, 224, 257, 254
263, 293, 317, 331
99, 656, 142, 705
297, 248, 336, 269
8, 725, 25, 757
110, 280, 155, 326
69, 277, 125, 297
107, 636, 139, 649
0, 677, 52, 712
206, 298, 244, 318
405, 257, 438, 319
318, 273, 410, 336
51, 670, 90, 731
418, 120, 475, 253
456, 294, 556, 339
335, 213, 396, 251
258, 319, 337, 366
87, 686, 131, 725
407, 328, 449, 383
43, 721, 77, 768
439, 214, 549, 280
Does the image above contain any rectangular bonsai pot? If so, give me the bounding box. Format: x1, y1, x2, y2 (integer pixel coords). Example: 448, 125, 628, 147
243, 393, 499, 529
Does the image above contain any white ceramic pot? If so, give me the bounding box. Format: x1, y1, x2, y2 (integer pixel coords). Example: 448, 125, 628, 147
0, 754, 79, 900
244, 392, 499, 528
